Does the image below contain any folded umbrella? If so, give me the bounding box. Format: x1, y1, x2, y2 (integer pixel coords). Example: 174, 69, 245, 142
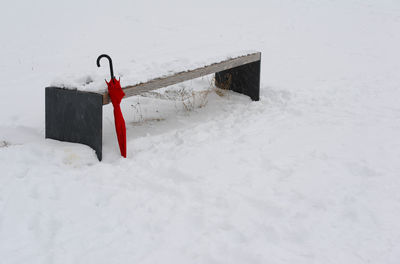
97, 54, 127, 158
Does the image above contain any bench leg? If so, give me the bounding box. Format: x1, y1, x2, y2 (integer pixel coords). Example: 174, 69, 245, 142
215, 59, 261, 101
45, 87, 103, 161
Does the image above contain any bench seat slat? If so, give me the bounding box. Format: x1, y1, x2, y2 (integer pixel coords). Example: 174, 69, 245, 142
102, 52, 261, 105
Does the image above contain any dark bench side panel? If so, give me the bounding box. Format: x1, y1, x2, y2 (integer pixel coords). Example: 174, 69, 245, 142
45, 87, 103, 160
215, 60, 260, 101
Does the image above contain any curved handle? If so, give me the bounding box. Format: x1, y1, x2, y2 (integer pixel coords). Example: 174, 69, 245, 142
96, 54, 114, 80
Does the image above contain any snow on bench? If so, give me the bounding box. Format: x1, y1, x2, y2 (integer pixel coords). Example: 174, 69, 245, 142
45, 51, 261, 160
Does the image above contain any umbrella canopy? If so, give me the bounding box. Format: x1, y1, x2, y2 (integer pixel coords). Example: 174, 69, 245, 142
97, 54, 127, 158
106, 77, 126, 157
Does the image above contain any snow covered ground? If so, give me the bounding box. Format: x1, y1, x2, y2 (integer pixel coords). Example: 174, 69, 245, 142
1, 0, 400, 263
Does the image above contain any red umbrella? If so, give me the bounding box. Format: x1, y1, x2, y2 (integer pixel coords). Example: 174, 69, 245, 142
97, 54, 127, 158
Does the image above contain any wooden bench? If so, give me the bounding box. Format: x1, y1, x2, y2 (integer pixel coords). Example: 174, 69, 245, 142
45, 52, 261, 160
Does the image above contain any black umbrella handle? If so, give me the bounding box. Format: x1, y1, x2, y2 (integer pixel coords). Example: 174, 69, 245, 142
97, 54, 115, 80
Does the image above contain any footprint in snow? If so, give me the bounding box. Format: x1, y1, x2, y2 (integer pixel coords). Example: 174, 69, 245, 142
0, 140, 11, 148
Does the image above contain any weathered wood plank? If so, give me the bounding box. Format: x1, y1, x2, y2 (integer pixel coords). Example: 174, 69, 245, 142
102, 52, 261, 105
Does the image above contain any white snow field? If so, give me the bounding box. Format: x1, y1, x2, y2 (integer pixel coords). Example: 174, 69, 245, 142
1, 0, 400, 263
